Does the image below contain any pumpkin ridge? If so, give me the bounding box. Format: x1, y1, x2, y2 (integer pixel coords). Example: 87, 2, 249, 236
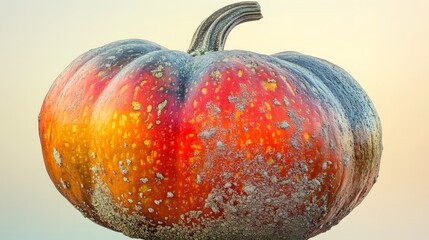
43, 40, 165, 219
273, 52, 382, 235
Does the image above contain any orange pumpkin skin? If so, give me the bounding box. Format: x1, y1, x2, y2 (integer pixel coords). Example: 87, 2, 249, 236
39, 2, 382, 239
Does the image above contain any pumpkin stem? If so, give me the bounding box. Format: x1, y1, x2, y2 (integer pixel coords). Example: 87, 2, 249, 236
187, 1, 262, 56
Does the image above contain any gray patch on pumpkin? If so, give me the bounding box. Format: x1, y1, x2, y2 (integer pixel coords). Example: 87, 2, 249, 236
277, 121, 290, 130
284, 96, 290, 106
206, 102, 222, 117
216, 141, 226, 150
227, 95, 245, 111
343, 155, 351, 167
198, 128, 217, 139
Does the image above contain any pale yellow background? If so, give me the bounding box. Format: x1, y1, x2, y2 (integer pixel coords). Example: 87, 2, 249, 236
1, 0, 428, 239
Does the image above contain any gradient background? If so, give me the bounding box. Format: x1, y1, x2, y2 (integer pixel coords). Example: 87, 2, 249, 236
1, 0, 428, 239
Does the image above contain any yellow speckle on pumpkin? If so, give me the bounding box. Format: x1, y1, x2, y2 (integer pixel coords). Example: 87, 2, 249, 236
193, 100, 198, 108
134, 85, 140, 95
264, 102, 272, 111
285, 81, 296, 96
129, 112, 140, 123
211, 70, 222, 80
147, 122, 153, 130
151, 65, 164, 78
304, 132, 310, 140
97, 71, 107, 78
147, 105, 152, 113
113, 112, 118, 119
139, 184, 150, 193
267, 157, 275, 165
146, 155, 154, 165
157, 100, 168, 116
201, 88, 207, 95
119, 115, 127, 127
144, 139, 151, 146
191, 144, 202, 150
132, 101, 142, 111
122, 131, 130, 139
262, 79, 277, 91
238, 70, 243, 77
120, 84, 129, 93
72, 125, 77, 132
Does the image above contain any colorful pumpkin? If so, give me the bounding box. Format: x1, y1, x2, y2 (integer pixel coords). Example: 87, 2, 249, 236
39, 2, 382, 239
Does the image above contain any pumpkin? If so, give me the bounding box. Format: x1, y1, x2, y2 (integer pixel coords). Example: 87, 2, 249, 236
39, 2, 382, 239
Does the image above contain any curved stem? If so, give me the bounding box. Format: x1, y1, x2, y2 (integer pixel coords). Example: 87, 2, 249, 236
188, 1, 262, 56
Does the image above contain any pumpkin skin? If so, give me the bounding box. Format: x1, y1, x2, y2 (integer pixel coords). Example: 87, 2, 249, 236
39, 2, 382, 239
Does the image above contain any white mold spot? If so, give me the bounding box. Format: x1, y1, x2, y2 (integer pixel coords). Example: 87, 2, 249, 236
271, 175, 278, 183
91, 166, 100, 173
60, 178, 69, 189
343, 155, 351, 167
155, 172, 164, 180
119, 161, 128, 175
140, 178, 149, 183
53, 147, 62, 167
166, 192, 174, 198
196, 174, 202, 184
243, 185, 256, 194
322, 161, 332, 171
216, 141, 226, 150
